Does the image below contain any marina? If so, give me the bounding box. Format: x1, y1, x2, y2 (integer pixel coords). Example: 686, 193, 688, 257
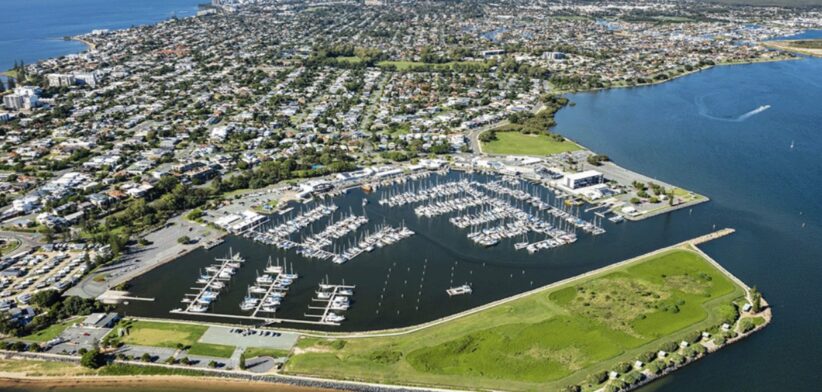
119, 170, 702, 331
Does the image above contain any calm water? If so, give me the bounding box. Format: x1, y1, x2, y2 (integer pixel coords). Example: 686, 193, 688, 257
3, 1, 820, 388
555, 56, 822, 392
126, 172, 706, 331
0, 0, 201, 74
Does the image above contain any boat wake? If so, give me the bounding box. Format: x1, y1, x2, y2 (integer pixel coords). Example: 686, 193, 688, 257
695, 94, 771, 122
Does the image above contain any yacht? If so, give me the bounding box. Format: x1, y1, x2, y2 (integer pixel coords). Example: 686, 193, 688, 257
256, 274, 275, 285
240, 297, 259, 311
325, 313, 345, 323
446, 284, 472, 296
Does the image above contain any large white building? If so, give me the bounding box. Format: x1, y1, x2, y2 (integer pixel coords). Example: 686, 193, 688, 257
564, 170, 604, 190
3, 86, 41, 110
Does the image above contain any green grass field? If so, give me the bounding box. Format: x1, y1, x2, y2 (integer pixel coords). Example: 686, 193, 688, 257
285, 247, 745, 391
243, 347, 291, 359
376, 60, 486, 71
187, 342, 236, 358
21, 318, 77, 343
482, 131, 582, 156
335, 56, 363, 64
119, 321, 208, 349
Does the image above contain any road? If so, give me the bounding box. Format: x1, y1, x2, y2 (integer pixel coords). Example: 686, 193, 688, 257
0, 230, 40, 254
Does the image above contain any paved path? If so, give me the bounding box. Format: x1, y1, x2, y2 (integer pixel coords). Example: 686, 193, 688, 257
0, 230, 40, 254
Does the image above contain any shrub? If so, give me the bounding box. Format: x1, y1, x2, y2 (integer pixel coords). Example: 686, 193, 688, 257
615, 362, 632, 374
739, 318, 755, 333
588, 371, 609, 385
81, 349, 105, 369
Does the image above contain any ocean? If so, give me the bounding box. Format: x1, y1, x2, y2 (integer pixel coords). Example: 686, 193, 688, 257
555, 53, 822, 392
2, 1, 821, 390
0, 0, 202, 74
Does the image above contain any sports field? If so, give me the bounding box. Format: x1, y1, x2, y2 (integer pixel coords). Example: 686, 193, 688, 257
481, 131, 582, 156
285, 246, 746, 391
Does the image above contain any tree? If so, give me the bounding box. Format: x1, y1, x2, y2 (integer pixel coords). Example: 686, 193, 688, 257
238, 353, 246, 370
177, 236, 191, 244
750, 286, 762, 313
141, 352, 152, 362
81, 349, 105, 369
31, 290, 60, 308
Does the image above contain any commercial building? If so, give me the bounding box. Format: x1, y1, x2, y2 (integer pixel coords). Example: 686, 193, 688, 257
564, 170, 604, 189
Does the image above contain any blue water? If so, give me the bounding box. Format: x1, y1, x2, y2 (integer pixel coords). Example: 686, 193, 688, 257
0, 0, 202, 74
556, 56, 822, 391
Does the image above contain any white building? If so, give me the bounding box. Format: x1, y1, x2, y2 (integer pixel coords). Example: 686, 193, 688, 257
47, 73, 76, 87
563, 170, 604, 190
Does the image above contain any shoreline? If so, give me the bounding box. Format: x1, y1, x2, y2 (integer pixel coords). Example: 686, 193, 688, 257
762, 39, 822, 58
0, 375, 337, 392
0, 228, 771, 392
550, 54, 798, 95
279, 229, 772, 392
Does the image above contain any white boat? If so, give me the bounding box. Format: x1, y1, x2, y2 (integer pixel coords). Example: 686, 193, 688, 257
446, 284, 472, 296
608, 215, 624, 223
250, 285, 268, 294
325, 313, 345, 323
189, 304, 209, 312
240, 297, 259, 311
256, 274, 274, 285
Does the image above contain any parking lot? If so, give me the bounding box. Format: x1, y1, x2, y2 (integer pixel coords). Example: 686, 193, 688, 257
46, 325, 111, 355
199, 326, 298, 350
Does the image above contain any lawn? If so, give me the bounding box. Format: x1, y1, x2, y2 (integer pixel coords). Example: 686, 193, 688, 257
335, 56, 363, 64
187, 342, 236, 358
285, 246, 745, 391
243, 347, 291, 359
119, 320, 208, 349
481, 131, 582, 156
0, 358, 92, 376
376, 60, 487, 71
21, 318, 77, 343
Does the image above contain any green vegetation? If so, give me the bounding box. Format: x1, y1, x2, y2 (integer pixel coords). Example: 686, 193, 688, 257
20, 318, 76, 342
118, 320, 208, 349
0, 294, 104, 339
98, 364, 208, 376
80, 349, 105, 369
786, 40, 822, 49
243, 347, 291, 358
0, 358, 93, 376
187, 342, 236, 358
0, 238, 20, 255
482, 131, 581, 156
376, 60, 488, 72
286, 247, 745, 391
